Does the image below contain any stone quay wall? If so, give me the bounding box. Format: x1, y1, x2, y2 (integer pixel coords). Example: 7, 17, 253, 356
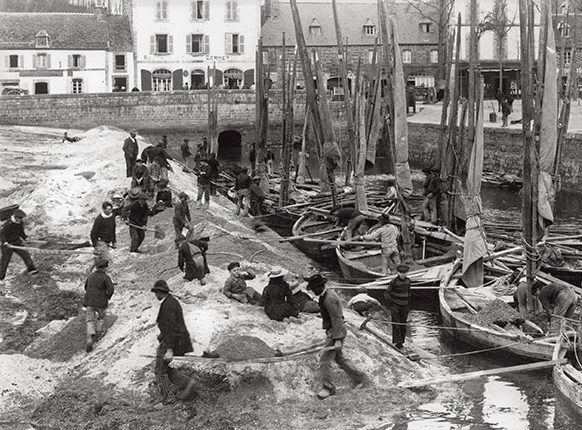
1, 91, 581, 191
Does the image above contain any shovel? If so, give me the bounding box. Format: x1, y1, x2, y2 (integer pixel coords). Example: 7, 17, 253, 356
123, 221, 165, 239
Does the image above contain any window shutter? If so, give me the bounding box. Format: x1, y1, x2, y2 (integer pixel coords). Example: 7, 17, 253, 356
150, 35, 156, 53
19, 55, 23, 68
204, 35, 210, 53
234, 1, 238, 20
33, 54, 38, 68
4, 55, 9, 68
225, 34, 232, 54
225, 2, 230, 20
163, 1, 167, 19
239, 35, 245, 53
46, 54, 51, 68
169, 35, 173, 53
68, 55, 72, 68
191, 2, 195, 19
156, 2, 160, 19
186, 35, 192, 53
81, 55, 86, 69
141, 69, 152, 91
204, 1, 209, 19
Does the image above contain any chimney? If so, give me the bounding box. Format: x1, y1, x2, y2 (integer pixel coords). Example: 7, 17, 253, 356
94, 0, 108, 20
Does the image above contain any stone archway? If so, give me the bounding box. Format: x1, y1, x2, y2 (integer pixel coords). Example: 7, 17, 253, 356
217, 130, 242, 162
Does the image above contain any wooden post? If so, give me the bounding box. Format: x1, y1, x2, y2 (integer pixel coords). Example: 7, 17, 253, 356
437, 30, 455, 169
280, 33, 289, 207
468, 0, 477, 135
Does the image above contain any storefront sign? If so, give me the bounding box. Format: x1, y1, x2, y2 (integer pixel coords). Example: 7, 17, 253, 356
20, 70, 63, 77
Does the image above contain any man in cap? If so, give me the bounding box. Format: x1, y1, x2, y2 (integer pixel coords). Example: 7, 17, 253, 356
0, 209, 38, 281
249, 175, 266, 216
223, 262, 263, 305
151, 280, 197, 404
234, 166, 251, 216
131, 158, 150, 193
90, 202, 117, 266
121, 188, 150, 253
180, 138, 192, 168
196, 160, 211, 208
385, 264, 412, 349
173, 192, 192, 240
176, 233, 209, 286
83, 259, 115, 352
358, 213, 400, 275
123, 129, 139, 178
306, 273, 369, 399
422, 168, 440, 224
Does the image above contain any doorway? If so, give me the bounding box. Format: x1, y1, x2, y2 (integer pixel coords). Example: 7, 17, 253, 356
191, 69, 205, 89
217, 130, 242, 162
34, 82, 48, 94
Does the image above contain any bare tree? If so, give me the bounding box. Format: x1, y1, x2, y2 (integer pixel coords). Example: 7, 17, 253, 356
406, 0, 456, 82
481, 0, 516, 92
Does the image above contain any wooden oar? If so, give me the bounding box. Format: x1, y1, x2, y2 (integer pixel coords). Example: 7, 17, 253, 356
398, 358, 567, 388
6, 244, 94, 255
303, 238, 382, 247
279, 227, 343, 242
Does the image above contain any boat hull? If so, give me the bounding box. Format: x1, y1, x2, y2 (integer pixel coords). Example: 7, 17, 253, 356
554, 364, 582, 415
291, 213, 338, 263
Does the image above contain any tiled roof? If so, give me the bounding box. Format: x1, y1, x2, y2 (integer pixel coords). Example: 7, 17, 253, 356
0, 12, 132, 50
261, 2, 439, 47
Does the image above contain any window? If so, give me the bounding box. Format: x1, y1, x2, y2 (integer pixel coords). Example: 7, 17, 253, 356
309, 19, 321, 37
430, 49, 438, 63
364, 25, 376, 35
152, 69, 172, 92
564, 50, 572, 65
558, 22, 571, 38
192, 0, 209, 20
115, 54, 126, 71
262, 50, 269, 64
152, 34, 172, 54
402, 49, 412, 64
72, 78, 83, 94
225, 1, 239, 21
560, 3, 568, 15
188, 34, 208, 54
420, 23, 432, 33
368, 50, 375, 64
9, 55, 18, 68
155, 1, 168, 20
225, 33, 245, 54
35, 31, 49, 48
36, 53, 48, 68
72, 54, 82, 68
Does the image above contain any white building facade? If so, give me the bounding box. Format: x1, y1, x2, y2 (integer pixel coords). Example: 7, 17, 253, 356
131, 0, 261, 91
0, 11, 135, 95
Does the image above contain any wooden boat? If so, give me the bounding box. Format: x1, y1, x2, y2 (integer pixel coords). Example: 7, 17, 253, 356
335, 214, 459, 282
553, 333, 582, 414
0, 203, 19, 221
291, 211, 342, 262
439, 261, 566, 361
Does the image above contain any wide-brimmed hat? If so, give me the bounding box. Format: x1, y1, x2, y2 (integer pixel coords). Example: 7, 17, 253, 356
178, 192, 189, 200
305, 274, 327, 291
252, 175, 261, 181
268, 268, 288, 279
96, 259, 109, 269
151, 280, 170, 293
128, 187, 141, 199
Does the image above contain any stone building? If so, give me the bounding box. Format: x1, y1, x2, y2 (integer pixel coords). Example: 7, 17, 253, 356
260, 0, 440, 96
128, 0, 261, 91
0, 8, 134, 94
552, 1, 582, 91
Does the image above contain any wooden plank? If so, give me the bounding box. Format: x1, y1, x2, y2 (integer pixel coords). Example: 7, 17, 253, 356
563, 364, 582, 386
399, 359, 567, 388
280, 227, 343, 242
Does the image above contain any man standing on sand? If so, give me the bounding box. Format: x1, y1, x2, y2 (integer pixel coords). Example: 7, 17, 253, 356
0, 209, 39, 281
90, 202, 117, 264
151, 280, 197, 405
123, 129, 139, 178
84, 259, 114, 352
385, 265, 412, 349
305, 273, 369, 400
121, 189, 150, 253
173, 192, 192, 240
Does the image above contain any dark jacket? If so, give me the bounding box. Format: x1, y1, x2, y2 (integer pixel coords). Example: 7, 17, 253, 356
319, 289, 347, 340
235, 172, 251, 190
83, 269, 114, 309
123, 136, 139, 159
0, 219, 27, 245
90, 214, 116, 246
156, 294, 193, 356
207, 157, 220, 178
223, 272, 255, 298
178, 240, 210, 281
385, 276, 412, 307
149, 145, 172, 168
140, 146, 153, 163
121, 199, 149, 227
180, 142, 192, 159
423, 174, 441, 196
249, 183, 266, 202
173, 200, 191, 230
262, 278, 298, 321
155, 189, 173, 207
198, 162, 211, 186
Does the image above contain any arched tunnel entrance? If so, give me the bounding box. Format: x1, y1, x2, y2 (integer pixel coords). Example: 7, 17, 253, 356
217, 130, 242, 162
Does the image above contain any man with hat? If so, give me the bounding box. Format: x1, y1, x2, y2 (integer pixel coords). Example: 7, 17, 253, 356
288, 274, 319, 314
385, 264, 412, 349
176, 232, 209, 286
306, 273, 369, 399
223, 262, 263, 305
0, 209, 38, 281
83, 259, 115, 352
123, 129, 139, 178
131, 157, 150, 193
249, 175, 266, 216
173, 192, 192, 240
121, 188, 150, 253
151, 280, 197, 404
421, 167, 440, 224
195, 159, 211, 208
180, 138, 192, 168
358, 213, 400, 275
